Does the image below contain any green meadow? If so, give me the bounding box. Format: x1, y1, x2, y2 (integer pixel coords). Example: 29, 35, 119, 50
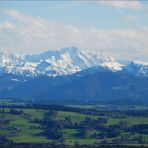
0, 100, 148, 146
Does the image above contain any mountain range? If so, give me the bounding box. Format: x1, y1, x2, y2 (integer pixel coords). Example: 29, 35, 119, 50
0, 47, 123, 77
0, 47, 148, 104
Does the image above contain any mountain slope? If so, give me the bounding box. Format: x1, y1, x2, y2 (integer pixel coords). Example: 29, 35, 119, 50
35, 70, 148, 104
0, 73, 32, 92
123, 61, 148, 77
1, 67, 148, 104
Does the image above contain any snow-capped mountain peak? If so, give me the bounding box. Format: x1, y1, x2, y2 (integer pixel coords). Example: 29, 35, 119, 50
1, 47, 147, 77
123, 61, 148, 77
0, 52, 24, 67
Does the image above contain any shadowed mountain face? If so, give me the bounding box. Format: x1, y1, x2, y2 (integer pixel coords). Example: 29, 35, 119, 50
0, 73, 31, 92
1, 67, 148, 104
33, 71, 148, 104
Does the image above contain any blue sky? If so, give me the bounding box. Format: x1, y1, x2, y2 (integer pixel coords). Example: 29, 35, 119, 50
1, 1, 147, 29
0, 1, 148, 62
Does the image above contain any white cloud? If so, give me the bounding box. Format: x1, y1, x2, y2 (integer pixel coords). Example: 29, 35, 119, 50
0, 9, 148, 62
98, 1, 144, 10
0, 21, 14, 29
124, 15, 139, 21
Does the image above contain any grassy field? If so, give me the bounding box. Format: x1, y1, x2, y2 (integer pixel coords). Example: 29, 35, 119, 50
0, 103, 148, 145
0, 111, 48, 143
107, 117, 148, 126
56, 111, 98, 123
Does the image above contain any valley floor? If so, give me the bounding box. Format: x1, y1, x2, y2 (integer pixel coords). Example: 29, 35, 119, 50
0, 99, 148, 147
